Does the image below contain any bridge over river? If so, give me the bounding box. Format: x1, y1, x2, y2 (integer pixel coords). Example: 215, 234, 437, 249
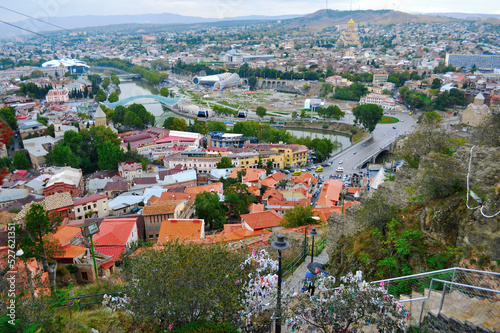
102, 94, 183, 109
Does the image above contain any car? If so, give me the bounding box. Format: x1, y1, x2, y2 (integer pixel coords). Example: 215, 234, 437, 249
130, 207, 141, 213
315, 166, 324, 172
392, 126, 396, 129
338, 160, 343, 164
336, 167, 344, 172
313, 190, 320, 198
292, 170, 302, 176
283, 170, 290, 174
327, 161, 332, 166
363, 143, 367, 147
353, 151, 357, 155
321, 163, 329, 167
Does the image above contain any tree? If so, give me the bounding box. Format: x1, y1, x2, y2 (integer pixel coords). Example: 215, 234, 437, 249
256, 106, 267, 119
160, 87, 169, 97
431, 78, 442, 90
352, 104, 384, 132
124, 242, 255, 331
46, 144, 80, 168
216, 156, 234, 169
292, 111, 298, 119
208, 121, 226, 132
0, 122, 13, 184
248, 76, 257, 89
101, 77, 110, 90
13, 151, 31, 170
18, 204, 63, 292
281, 205, 318, 228
108, 91, 119, 103
194, 191, 227, 229
172, 118, 188, 131
0, 106, 18, 130
283, 271, 407, 333
97, 140, 123, 170
95, 89, 107, 102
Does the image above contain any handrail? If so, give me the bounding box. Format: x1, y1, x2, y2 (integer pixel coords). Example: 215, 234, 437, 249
370, 267, 500, 285
60, 290, 130, 309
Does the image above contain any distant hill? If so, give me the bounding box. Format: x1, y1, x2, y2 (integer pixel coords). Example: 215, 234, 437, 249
425, 12, 500, 20
0, 13, 302, 39
283, 9, 453, 30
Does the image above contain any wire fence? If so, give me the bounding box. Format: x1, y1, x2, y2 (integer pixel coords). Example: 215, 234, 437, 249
59, 290, 130, 311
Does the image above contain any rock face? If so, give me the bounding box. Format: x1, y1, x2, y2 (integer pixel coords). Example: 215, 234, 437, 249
327, 144, 500, 261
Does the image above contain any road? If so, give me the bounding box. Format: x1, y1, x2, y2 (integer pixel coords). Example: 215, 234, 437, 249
304, 111, 418, 178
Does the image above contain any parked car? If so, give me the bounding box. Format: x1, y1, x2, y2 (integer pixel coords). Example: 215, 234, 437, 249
336, 167, 344, 172
338, 160, 343, 164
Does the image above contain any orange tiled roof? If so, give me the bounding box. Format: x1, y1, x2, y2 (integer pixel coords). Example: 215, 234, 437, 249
249, 203, 264, 213
267, 197, 310, 207
155, 192, 194, 202
50, 225, 81, 245
185, 182, 223, 195
157, 219, 204, 245
315, 179, 342, 208
143, 201, 181, 215
292, 171, 318, 185
241, 210, 283, 230
262, 189, 283, 200
229, 168, 266, 183
313, 207, 336, 222
93, 219, 137, 246
346, 186, 361, 194
54, 244, 87, 259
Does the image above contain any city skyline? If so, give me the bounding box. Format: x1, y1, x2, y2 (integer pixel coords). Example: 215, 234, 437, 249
1, 0, 498, 24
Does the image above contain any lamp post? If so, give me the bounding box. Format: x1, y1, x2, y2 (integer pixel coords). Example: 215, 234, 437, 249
271, 234, 289, 333
80, 221, 100, 282
309, 227, 318, 263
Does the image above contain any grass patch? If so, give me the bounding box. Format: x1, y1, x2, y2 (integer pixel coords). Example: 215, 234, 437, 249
379, 116, 399, 124
352, 130, 367, 143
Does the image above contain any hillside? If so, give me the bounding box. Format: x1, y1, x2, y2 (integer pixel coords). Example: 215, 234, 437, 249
284, 9, 453, 30
326, 127, 500, 280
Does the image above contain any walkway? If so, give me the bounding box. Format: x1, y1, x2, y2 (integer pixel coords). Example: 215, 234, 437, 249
102, 94, 183, 108
285, 246, 330, 296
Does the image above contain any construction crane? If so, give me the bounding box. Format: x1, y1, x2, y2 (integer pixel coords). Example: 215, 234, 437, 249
218, 67, 228, 72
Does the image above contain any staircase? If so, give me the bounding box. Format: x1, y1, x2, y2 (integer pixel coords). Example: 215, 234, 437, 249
382, 268, 500, 332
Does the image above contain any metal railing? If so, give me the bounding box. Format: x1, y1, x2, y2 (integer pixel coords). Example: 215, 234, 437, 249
59, 290, 129, 310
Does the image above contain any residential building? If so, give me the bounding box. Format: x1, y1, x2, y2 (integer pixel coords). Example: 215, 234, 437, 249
359, 93, 397, 110
240, 210, 283, 232
156, 219, 205, 245
118, 161, 143, 181
244, 143, 308, 168
143, 200, 187, 240
315, 179, 343, 208
45, 88, 69, 103
73, 194, 109, 219
107, 194, 144, 215
207, 132, 246, 148
446, 54, 500, 70
93, 218, 139, 260
0, 188, 29, 209
22, 135, 59, 170
18, 119, 47, 139
373, 73, 389, 84
13, 192, 75, 224
103, 177, 129, 198
43, 167, 84, 197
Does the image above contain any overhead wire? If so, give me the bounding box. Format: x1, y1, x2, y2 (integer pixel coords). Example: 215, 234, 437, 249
0, 19, 71, 45
466, 145, 500, 218
0, 5, 72, 33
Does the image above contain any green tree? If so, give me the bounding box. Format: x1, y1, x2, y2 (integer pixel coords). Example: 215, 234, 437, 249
29, 69, 44, 78
124, 242, 247, 331
216, 156, 234, 169
17, 204, 63, 292
101, 77, 111, 90
13, 151, 31, 170
248, 76, 257, 89
292, 111, 298, 119
172, 118, 188, 131
160, 87, 169, 97
352, 104, 384, 132
0, 106, 18, 129
46, 144, 80, 168
108, 91, 119, 103
431, 78, 442, 90
97, 140, 123, 170
189, 119, 209, 134
256, 106, 267, 119
95, 89, 107, 102
208, 121, 226, 132
194, 191, 227, 229
281, 205, 318, 228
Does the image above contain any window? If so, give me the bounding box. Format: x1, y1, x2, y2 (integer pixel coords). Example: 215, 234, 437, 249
149, 234, 153, 239
93, 203, 97, 208
77, 208, 81, 213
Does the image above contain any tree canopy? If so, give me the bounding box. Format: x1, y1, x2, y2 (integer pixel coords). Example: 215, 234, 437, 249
216, 156, 234, 169
352, 104, 384, 132
194, 191, 227, 229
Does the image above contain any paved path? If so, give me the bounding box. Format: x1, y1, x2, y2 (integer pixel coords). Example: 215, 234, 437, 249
284, 246, 330, 297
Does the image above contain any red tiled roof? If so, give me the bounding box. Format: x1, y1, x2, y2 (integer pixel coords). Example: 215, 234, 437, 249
185, 182, 223, 195
100, 261, 114, 270
241, 210, 283, 230
95, 246, 125, 260
73, 194, 107, 206
154, 136, 197, 144
92, 219, 137, 246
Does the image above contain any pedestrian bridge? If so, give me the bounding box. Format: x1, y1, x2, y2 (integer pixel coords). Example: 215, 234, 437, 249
102, 95, 183, 109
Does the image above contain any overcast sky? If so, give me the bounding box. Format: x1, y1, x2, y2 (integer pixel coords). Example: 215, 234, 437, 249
1, 0, 498, 22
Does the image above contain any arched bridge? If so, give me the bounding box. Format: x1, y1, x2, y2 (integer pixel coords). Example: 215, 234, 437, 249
102, 95, 183, 109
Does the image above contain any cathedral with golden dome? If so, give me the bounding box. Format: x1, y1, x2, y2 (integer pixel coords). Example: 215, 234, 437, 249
337, 18, 360, 47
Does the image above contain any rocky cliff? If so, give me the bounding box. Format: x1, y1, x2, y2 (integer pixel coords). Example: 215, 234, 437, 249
327, 144, 500, 278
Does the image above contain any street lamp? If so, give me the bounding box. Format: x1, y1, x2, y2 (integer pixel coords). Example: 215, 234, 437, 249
309, 227, 318, 263
271, 234, 289, 333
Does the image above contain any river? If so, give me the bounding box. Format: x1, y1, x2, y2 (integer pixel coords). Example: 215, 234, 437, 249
118, 80, 352, 153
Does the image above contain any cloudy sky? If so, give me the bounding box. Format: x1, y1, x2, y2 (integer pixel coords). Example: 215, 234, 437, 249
1, 0, 498, 22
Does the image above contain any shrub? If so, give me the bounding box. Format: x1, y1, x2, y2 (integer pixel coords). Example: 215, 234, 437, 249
66, 264, 78, 274
171, 320, 239, 333
56, 266, 69, 278
322, 124, 328, 129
